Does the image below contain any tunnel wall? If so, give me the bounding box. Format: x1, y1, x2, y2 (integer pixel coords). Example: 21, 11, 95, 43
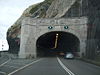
19, 17, 87, 58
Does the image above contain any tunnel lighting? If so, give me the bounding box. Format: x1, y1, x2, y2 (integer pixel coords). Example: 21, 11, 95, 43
54, 33, 59, 48
64, 26, 69, 29
36, 31, 80, 57
56, 34, 59, 36
48, 26, 53, 30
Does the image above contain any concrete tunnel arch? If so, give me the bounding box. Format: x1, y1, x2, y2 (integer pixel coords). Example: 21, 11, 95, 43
36, 31, 80, 57
19, 18, 87, 58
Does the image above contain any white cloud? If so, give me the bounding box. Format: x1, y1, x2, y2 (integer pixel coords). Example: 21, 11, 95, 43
0, 6, 23, 25
0, 0, 44, 38
0, 0, 44, 26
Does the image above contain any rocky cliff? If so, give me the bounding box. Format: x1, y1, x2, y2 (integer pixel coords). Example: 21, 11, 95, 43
7, 0, 77, 53
7, 0, 53, 53
7, 0, 100, 59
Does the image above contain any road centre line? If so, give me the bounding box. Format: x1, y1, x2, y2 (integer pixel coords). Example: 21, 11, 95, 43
57, 57, 75, 75
8, 59, 43, 75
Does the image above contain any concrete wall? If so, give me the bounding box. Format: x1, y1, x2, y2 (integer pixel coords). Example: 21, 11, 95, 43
19, 17, 87, 58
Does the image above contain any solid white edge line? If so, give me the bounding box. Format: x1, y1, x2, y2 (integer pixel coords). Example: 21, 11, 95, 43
4, 65, 18, 69
0, 71, 7, 75
0, 58, 11, 67
57, 57, 75, 75
8, 59, 43, 75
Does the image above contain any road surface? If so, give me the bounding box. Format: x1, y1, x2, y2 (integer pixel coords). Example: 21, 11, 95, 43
8, 57, 100, 75
0, 57, 37, 75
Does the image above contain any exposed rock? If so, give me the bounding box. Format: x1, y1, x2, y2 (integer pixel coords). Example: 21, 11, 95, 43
7, 0, 100, 59
7, 0, 54, 54
46, 0, 76, 18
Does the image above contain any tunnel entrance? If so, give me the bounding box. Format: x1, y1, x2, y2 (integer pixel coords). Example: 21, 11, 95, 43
36, 31, 80, 57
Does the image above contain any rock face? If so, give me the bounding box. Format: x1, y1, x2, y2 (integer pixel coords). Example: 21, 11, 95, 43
7, 0, 54, 54
7, 0, 100, 59
46, 0, 76, 18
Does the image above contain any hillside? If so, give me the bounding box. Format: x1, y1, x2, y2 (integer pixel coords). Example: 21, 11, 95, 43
6, 0, 100, 60
7, 0, 53, 53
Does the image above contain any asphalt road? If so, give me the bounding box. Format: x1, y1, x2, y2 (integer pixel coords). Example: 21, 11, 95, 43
0, 56, 9, 65
10, 57, 100, 75
0, 57, 37, 75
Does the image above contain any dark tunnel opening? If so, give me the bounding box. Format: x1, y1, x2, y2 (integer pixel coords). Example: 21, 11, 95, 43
36, 31, 80, 57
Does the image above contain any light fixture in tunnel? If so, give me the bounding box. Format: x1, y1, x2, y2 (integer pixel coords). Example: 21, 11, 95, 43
48, 26, 53, 30
56, 34, 59, 36
54, 33, 59, 49
64, 26, 69, 29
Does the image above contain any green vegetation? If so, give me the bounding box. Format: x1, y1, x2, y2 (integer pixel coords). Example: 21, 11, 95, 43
29, 3, 43, 14
44, 0, 53, 5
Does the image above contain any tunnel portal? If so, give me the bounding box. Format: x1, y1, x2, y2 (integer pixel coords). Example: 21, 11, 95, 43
36, 31, 80, 57
19, 18, 87, 58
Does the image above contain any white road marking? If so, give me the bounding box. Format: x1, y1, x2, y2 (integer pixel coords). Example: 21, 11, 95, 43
4, 65, 19, 69
0, 71, 6, 75
8, 59, 43, 75
57, 57, 75, 75
0, 58, 11, 67
7, 62, 26, 65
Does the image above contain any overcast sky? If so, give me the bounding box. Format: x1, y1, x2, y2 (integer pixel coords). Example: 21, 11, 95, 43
0, 0, 44, 50
0, 0, 44, 40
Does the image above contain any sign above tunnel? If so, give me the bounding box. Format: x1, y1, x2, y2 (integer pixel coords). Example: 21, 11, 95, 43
23, 17, 87, 26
